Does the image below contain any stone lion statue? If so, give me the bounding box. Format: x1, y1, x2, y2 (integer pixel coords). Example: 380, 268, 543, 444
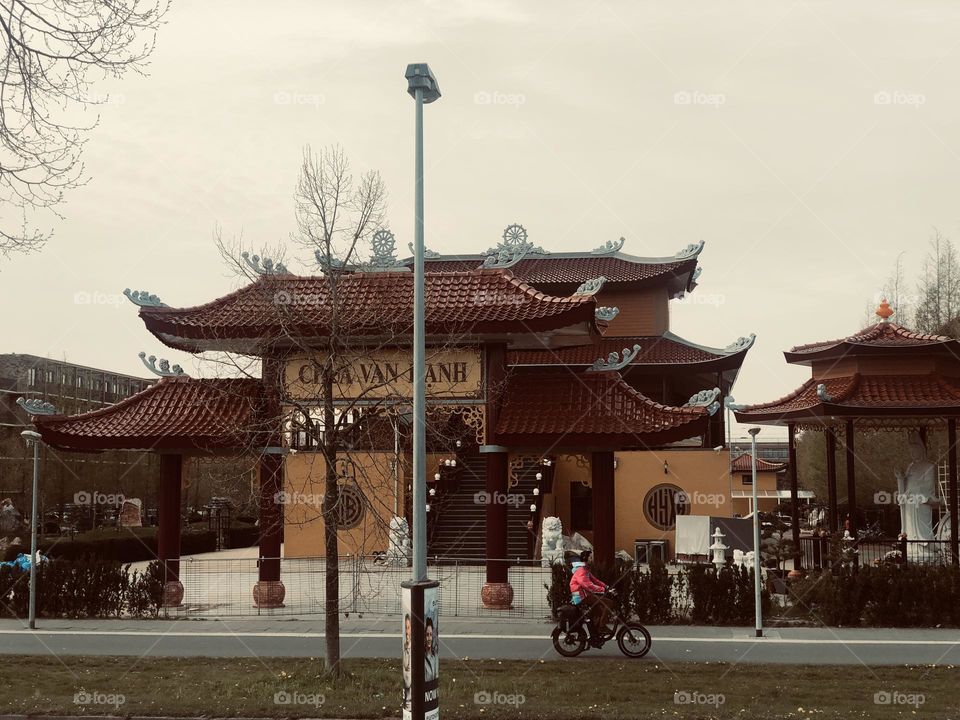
541, 516, 564, 567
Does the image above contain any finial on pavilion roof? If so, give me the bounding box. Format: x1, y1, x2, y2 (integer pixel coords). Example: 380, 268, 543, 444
123, 289, 166, 308
241, 252, 289, 275
876, 297, 894, 322
586, 343, 641, 373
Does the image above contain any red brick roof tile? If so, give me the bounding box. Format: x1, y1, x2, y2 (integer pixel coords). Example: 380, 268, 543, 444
507, 332, 752, 368
735, 374, 960, 424
785, 322, 960, 363
31, 377, 265, 451
141, 270, 597, 353
494, 369, 711, 446
731, 452, 786, 473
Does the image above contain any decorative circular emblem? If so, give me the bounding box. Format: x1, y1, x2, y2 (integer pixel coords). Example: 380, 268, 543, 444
372, 229, 395, 255
643, 483, 690, 531
333, 482, 365, 529
502, 223, 528, 247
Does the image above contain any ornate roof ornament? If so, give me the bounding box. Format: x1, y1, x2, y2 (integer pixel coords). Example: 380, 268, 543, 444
724, 395, 746, 412
692, 266, 703, 282
314, 249, 346, 271
674, 240, 705, 259
241, 252, 288, 275
370, 229, 399, 267
123, 289, 166, 308
591, 237, 625, 255
17, 397, 57, 416
482, 224, 548, 269
816, 383, 834, 402
573, 276, 607, 296
595, 306, 620, 322
724, 334, 757, 353
686, 387, 720, 407
408, 242, 440, 258
586, 343, 642, 373
876, 297, 894, 322
139, 351, 187, 378
686, 387, 721, 409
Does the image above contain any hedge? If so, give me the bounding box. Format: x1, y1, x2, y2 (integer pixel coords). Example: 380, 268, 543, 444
0, 558, 164, 618
2, 531, 218, 563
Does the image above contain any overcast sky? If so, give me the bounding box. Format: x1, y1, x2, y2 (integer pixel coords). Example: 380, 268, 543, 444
5, 0, 960, 439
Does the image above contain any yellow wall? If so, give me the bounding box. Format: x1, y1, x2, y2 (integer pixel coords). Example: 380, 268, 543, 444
731, 471, 781, 516
546, 449, 738, 556
283, 451, 448, 558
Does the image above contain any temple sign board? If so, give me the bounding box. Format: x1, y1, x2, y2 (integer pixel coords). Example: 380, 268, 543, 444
284, 347, 483, 402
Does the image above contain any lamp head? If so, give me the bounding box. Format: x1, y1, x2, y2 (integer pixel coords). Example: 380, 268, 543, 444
405, 63, 441, 103
748, 427, 761, 437
21, 430, 41, 444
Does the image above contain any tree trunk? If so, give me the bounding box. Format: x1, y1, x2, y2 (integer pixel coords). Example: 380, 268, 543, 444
322, 366, 341, 677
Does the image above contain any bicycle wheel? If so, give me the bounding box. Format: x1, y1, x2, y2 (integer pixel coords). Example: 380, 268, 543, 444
616, 622, 652, 658
551, 626, 587, 657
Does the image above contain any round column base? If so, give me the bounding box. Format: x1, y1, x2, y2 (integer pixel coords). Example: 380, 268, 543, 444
162, 580, 184, 608
481, 581, 514, 610
253, 580, 286, 608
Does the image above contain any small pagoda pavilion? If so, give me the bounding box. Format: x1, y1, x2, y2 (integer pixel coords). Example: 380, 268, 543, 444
735, 300, 960, 567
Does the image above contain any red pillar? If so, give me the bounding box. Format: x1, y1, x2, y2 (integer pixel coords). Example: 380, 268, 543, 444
787, 424, 802, 577
157, 453, 184, 607
591, 451, 616, 565
825, 427, 839, 532
253, 451, 286, 608
845, 420, 857, 534
481, 447, 512, 609
949, 419, 959, 566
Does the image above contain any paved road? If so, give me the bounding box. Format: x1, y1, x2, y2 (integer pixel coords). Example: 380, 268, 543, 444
2, 618, 959, 665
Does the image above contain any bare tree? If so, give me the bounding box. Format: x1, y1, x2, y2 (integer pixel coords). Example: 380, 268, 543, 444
914, 229, 960, 335
0, 0, 167, 256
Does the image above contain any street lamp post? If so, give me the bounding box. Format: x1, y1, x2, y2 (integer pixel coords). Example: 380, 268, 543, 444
402, 62, 441, 720
748, 426, 763, 638
21, 430, 42, 630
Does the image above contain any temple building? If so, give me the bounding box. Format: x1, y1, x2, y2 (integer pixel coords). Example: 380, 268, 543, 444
21, 226, 754, 608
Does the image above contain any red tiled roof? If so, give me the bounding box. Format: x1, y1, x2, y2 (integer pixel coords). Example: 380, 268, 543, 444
494, 368, 711, 447
30, 377, 265, 451
735, 373, 960, 424
785, 322, 960, 363
507, 332, 752, 368
731, 452, 786, 473
444, 255, 698, 286
141, 270, 597, 353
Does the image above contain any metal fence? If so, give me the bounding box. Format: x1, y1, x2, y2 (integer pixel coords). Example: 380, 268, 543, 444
163, 555, 553, 619
799, 536, 955, 570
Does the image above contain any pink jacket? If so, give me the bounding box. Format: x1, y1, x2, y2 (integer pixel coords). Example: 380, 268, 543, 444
569, 562, 607, 604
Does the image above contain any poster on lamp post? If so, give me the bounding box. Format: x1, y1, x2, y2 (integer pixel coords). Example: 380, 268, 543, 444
401, 582, 440, 720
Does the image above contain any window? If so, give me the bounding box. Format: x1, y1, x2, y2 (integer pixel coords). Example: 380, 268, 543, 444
741, 474, 753, 486
27, 368, 37, 387
45, 370, 54, 382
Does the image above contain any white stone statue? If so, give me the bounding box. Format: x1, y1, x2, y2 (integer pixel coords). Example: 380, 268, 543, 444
387, 516, 411, 565
540, 516, 564, 567
895, 432, 939, 542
